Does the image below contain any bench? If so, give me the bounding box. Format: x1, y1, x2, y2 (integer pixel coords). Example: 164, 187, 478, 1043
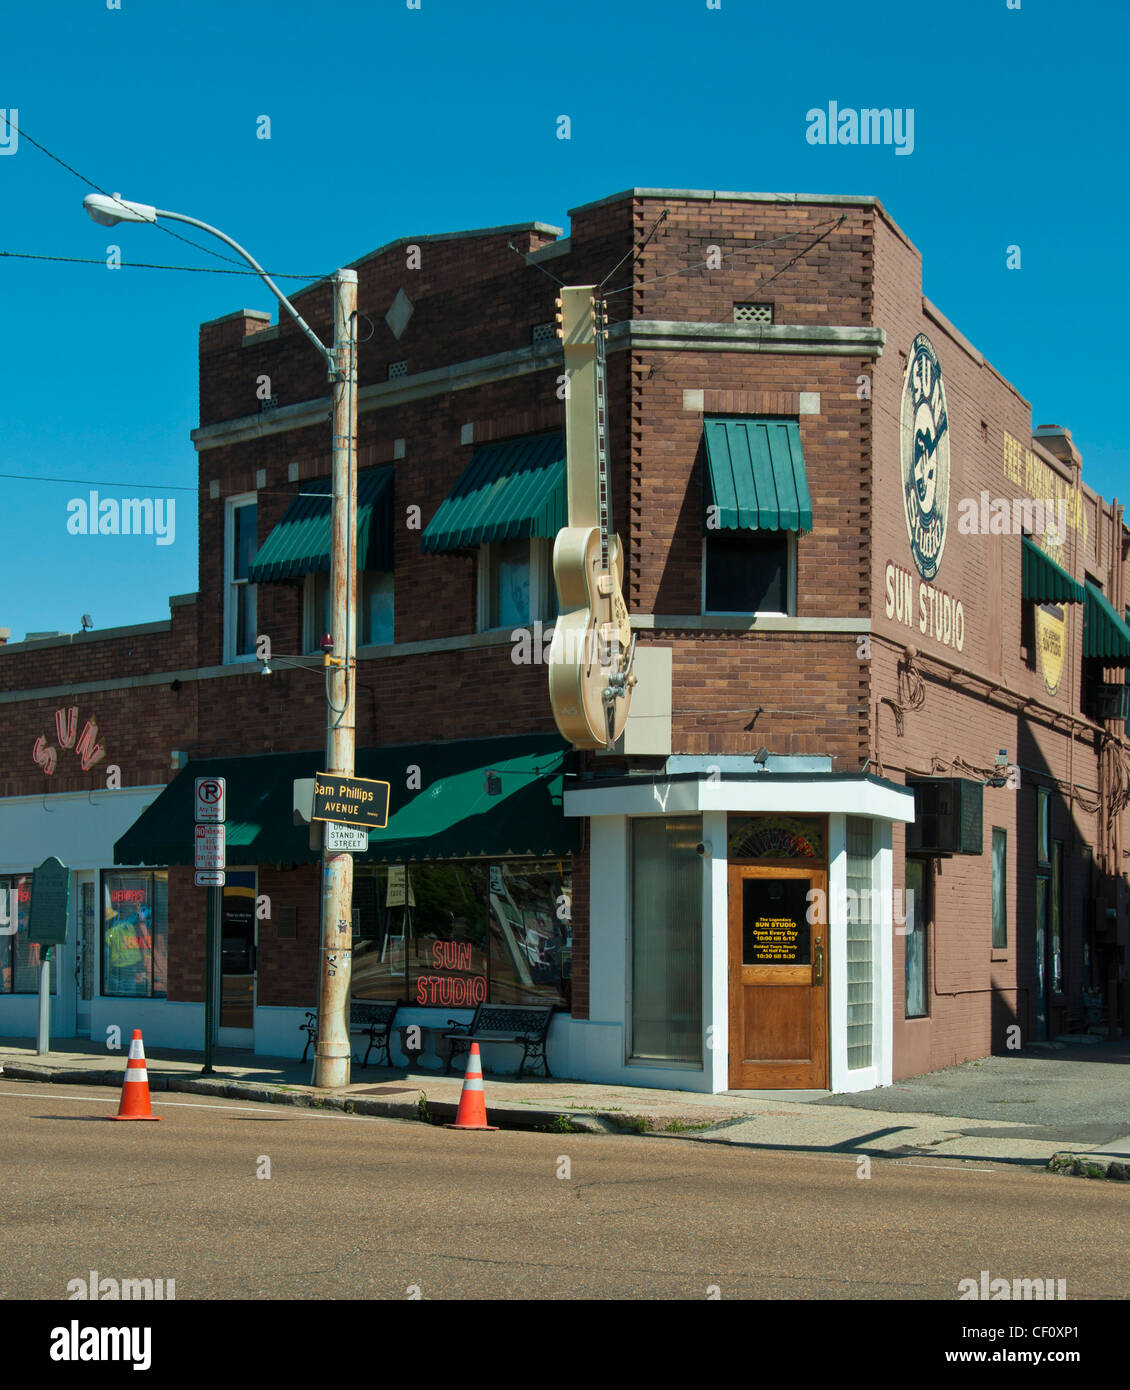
300, 1000, 398, 1067
442, 1003, 554, 1078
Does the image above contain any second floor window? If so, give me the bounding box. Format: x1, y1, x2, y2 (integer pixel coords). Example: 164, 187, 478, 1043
704, 532, 792, 615
478, 537, 556, 631
226, 497, 258, 661
306, 570, 394, 650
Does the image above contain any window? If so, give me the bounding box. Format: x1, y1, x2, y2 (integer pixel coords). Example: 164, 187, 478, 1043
478, 537, 556, 631
904, 858, 928, 1018
1051, 840, 1064, 994
992, 827, 1007, 948
1036, 788, 1050, 866
630, 817, 703, 1064
225, 496, 258, 661
846, 818, 874, 1069
102, 872, 168, 997
350, 858, 571, 1008
306, 570, 394, 650
0, 875, 58, 995
703, 532, 792, 615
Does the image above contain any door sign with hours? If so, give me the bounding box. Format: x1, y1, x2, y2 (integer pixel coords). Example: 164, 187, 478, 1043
195, 824, 226, 872
324, 822, 369, 852
195, 777, 226, 822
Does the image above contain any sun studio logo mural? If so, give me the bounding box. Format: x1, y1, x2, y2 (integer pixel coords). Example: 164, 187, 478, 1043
900, 334, 950, 583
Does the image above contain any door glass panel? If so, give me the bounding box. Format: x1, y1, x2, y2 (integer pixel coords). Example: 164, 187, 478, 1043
741, 878, 811, 964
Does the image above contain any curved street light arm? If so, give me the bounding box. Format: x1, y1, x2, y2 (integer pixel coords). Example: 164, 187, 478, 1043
152, 207, 336, 375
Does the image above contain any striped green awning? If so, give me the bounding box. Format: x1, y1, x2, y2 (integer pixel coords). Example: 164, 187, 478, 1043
1022, 535, 1085, 604
420, 433, 565, 554
1083, 582, 1130, 663
248, 467, 394, 582
114, 734, 576, 867
703, 418, 813, 531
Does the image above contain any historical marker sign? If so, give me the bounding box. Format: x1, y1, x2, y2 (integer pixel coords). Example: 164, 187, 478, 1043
28, 856, 70, 947
313, 773, 390, 829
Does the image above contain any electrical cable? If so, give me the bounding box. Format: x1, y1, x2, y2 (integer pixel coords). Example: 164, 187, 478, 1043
1, 249, 320, 279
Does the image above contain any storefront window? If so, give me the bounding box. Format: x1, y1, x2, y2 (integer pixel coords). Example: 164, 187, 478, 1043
1050, 840, 1063, 994
102, 872, 168, 997
0, 876, 57, 994
630, 817, 702, 1064
351, 858, 570, 1009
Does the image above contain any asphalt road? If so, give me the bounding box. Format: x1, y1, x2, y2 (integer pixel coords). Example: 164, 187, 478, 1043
1, 1082, 1126, 1301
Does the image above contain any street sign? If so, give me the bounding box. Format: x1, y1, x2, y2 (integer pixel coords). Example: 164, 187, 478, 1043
195, 871, 226, 887
195, 776, 226, 822
28, 856, 70, 946
312, 772, 390, 829
195, 824, 226, 871
324, 822, 370, 853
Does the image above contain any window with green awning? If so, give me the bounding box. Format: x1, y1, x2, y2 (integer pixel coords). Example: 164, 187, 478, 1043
1083, 582, 1130, 664
1021, 535, 1084, 605
702, 418, 813, 532
420, 433, 565, 554
248, 466, 394, 582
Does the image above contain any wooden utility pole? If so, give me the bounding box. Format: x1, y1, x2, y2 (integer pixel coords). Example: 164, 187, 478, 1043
314, 268, 359, 1089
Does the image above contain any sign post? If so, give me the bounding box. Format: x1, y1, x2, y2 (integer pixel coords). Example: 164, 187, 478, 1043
28, 856, 69, 1056
194, 777, 226, 1075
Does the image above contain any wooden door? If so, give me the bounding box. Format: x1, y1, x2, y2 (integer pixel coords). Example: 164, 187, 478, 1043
728, 864, 828, 1088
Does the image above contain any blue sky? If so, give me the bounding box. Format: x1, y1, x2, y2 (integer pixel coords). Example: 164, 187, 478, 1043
1, 0, 1126, 639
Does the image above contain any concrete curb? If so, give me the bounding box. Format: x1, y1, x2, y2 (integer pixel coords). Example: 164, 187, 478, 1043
1047, 1151, 1130, 1181
0, 1062, 637, 1134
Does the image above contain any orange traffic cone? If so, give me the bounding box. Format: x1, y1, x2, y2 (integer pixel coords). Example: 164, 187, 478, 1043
444, 1043, 498, 1131
107, 1029, 161, 1121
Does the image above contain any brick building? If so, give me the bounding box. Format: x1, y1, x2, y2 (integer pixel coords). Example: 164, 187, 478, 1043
1, 187, 1127, 1092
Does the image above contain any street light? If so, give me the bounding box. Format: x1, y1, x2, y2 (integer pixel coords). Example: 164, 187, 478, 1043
84, 191, 360, 1089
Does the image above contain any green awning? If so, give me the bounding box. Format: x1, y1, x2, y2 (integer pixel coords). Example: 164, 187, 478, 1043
248, 467, 394, 582
1022, 535, 1085, 604
703, 418, 813, 531
1083, 582, 1130, 664
420, 433, 565, 553
114, 735, 576, 867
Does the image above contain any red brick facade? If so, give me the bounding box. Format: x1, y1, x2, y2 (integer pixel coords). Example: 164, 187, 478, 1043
2, 187, 1127, 1074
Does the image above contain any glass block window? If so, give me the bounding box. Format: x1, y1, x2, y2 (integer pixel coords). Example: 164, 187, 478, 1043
388, 360, 408, 380
532, 322, 557, 345
733, 302, 773, 325
845, 817, 874, 1070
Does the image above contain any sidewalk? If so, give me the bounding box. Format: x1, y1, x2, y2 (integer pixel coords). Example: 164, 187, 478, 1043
3, 1036, 1128, 1179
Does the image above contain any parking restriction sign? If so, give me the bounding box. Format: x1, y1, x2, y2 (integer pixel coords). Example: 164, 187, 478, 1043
195, 777, 226, 822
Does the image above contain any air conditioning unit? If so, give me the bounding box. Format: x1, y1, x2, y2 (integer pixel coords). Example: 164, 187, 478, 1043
906, 777, 984, 856
1089, 683, 1129, 722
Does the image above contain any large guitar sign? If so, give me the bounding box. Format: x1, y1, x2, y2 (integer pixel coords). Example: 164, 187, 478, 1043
548, 287, 637, 749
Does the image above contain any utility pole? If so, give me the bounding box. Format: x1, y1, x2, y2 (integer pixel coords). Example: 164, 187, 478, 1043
314, 268, 359, 1090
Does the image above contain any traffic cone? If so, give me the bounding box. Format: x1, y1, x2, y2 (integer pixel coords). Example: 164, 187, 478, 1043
444, 1043, 498, 1131
107, 1029, 161, 1121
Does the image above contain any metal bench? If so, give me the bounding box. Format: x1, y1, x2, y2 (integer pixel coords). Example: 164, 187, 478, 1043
443, 1002, 554, 1078
300, 1000, 398, 1067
